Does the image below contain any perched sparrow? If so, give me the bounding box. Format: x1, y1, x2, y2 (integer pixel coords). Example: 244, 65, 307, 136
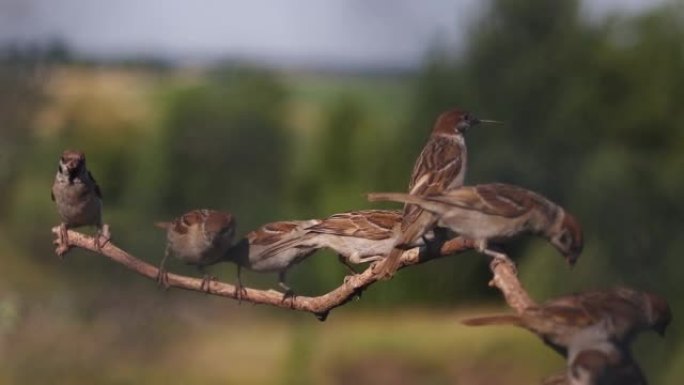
223, 219, 322, 296
463, 287, 671, 385
51, 150, 110, 256
155, 209, 236, 290
303, 210, 404, 272
379, 108, 489, 277
368, 183, 584, 266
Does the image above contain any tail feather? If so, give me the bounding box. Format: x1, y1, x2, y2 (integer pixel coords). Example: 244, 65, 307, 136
262, 232, 319, 257
375, 247, 404, 278
367, 192, 446, 216
461, 314, 522, 327
367, 192, 425, 206
375, 213, 435, 277
154, 221, 172, 230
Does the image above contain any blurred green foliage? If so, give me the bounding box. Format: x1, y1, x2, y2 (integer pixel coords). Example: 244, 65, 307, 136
0, 0, 683, 383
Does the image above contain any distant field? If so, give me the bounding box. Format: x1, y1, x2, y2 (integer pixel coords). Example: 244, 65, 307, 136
36, 66, 413, 137
0, 289, 561, 385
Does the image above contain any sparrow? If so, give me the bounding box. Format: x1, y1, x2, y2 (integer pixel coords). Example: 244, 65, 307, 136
368, 183, 584, 266
223, 219, 322, 297
51, 150, 109, 256
155, 209, 236, 290
463, 287, 671, 385
378, 108, 491, 277
303, 209, 404, 273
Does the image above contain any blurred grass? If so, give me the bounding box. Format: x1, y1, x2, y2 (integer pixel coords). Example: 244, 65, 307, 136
0, 296, 561, 385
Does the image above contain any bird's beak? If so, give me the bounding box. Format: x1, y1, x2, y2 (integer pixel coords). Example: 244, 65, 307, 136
478, 119, 503, 124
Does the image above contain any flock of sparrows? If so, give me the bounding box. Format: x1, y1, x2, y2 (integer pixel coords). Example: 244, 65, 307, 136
51, 107, 670, 384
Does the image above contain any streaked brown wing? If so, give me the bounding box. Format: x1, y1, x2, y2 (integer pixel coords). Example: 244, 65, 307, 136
425, 184, 535, 218
519, 305, 596, 341
359, 210, 402, 232
535, 305, 597, 329
249, 221, 302, 245
308, 210, 400, 241
403, 136, 464, 227
203, 211, 236, 236
172, 210, 203, 234
407, 136, 464, 196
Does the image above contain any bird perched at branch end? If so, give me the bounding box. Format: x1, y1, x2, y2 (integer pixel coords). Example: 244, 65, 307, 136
52, 150, 109, 257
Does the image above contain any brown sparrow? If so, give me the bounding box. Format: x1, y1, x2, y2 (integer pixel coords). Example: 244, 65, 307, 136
379, 108, 494, 277
223, 219, 322, 296
369, 183, 584, 266
463, 287, 670, 385
155, 209, 236, 290
303, 209, 404, 272
51, 150, 110, 256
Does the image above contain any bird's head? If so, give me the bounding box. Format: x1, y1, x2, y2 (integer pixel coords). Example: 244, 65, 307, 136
644, 292, 672, 337
433, 108, 500, 135
550, 212, 584, 266
59, 150, 86, 182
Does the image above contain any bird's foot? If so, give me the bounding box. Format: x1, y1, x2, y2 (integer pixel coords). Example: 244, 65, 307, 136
52, 224, 70, 258
156, 267, 170, 289
371, 260, 395, 280
200, 274, 217, 293
94, 224, 111, 250
234, 281, 248, 304
279, 282, 296, 304
343, 274, 356, 286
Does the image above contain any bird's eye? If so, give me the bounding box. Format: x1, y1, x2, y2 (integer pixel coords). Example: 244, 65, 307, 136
560, 232, 571, 246
462, 113, 471, 122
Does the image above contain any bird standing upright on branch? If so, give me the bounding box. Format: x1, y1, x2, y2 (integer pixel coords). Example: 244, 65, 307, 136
368, 183, 583, 266
155, 209, 236, 290
376, 108, 491, 278
51, 150, 110, 256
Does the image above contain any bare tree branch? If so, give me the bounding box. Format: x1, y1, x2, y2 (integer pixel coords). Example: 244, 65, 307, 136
52, 227, 476, 321
487, 259, 537, 313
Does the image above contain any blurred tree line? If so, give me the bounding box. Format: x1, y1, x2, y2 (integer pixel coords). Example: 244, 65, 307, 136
1, 0, 683, 377
1, 0, 682, 302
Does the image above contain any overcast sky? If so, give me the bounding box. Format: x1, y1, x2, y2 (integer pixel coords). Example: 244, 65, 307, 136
0, 0, 667, 68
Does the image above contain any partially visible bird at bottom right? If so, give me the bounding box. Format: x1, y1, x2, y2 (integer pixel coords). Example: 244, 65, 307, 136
462, 287, 671, 385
